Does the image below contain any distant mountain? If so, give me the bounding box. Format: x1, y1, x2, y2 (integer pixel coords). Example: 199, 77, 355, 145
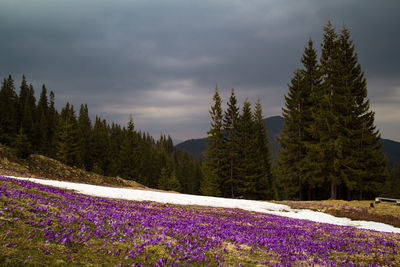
381, 139, 400, 167
175, 138, 207, 159
176, 115, 400, 167
175, 116, 284, 160
172, 139, 184, 146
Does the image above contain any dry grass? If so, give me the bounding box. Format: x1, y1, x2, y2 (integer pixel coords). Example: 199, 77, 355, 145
277, 199, 400, 227
0, 144, 145, 189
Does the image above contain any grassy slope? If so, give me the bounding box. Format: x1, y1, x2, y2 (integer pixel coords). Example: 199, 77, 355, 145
1, 178, 399, 266
0, 144, 144, 189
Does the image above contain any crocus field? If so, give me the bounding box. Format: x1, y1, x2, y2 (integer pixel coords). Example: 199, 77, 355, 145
1, 176, 400, 266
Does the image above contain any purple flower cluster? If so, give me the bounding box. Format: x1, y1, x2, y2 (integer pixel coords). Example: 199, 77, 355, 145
1, 176, 399, 266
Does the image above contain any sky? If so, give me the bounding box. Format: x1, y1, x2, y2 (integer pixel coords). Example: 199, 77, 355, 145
1, 0, 399, 141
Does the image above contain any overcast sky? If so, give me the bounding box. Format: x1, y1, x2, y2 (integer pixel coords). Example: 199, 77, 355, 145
1, 0, 399, 141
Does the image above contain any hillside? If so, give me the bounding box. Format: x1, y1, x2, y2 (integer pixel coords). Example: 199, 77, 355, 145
176, 116, 400, 166
1, 176, 400, 266
0, 144, 144, 189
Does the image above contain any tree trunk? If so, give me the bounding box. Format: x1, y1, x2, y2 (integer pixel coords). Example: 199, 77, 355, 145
330, 182, 336, 199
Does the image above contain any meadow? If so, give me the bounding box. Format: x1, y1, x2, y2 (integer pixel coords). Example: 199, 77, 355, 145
1, 176, 400, 266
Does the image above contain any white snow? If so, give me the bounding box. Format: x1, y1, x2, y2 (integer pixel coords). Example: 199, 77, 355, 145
5, 175, 400, 234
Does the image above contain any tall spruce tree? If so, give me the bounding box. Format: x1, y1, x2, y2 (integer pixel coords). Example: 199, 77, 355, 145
0, 75, 18, 145
337, 26, 388, 199
19, 78, 36, 146
47, 91, 58, 157
237, 98, 257, 199
201, 86, 224, 196
36, 85, 50, 154
222, 88, 241, 198
310, 21, 347, 200
300, 39, 323, 200
56, 103, 81, 166
253, 98, 274, 199
15, 127, 32, 159
90, 117, 110, 174
120, 116, 141, 181
78, 104, 93, 170
279, 39, 320, 200
279, 69, 307, 199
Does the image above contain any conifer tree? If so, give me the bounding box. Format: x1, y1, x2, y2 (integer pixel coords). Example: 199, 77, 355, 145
166, 171, 182, 192
47, 91, 58, 157
14, 127, 32, 159
279, 69, 306, 199
56, 103, 81, 166
222, 88, 241, 198
310, 21, 346, 199
17, 75, 30, 124
253, 98, 274, 199
0, 75, 18, 145
90, 117, 111, 174
19, 78, 36, 146
36, 85, 50, 154
78, 104, 93, 170
120, 115, 142, 181
158, 168, 170, 190
237, 98, 256, 198
279, 39, 321, 200
179, 151, 197, 194
337, 26, 388, 199
201, 86, 224, 196
108, 123, 124, 176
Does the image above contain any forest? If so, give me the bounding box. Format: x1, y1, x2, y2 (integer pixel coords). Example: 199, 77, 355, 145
0, 75, 202, 194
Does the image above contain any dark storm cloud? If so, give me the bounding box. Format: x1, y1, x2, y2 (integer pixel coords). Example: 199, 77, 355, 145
1, 0, 399, 140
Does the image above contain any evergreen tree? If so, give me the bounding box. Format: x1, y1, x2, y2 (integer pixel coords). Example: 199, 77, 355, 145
278, 69, 309, 199
47, 91, 58, 157
237, 98, 256, 199
201, 86, 224, 196
253, 98, 274, 199
14, 127, 32, 159
167, 171, 182, 192
309, 21, 346, 200
56, 103, 81, 166
36, 85, 50, 154
108, 123, 124, 177
222, 88, 241, 198
0, 75, 18, 145
17, 75, 30, 124
158, 168, 170, 190
90, 117, 111, 174
179, 151, 196, 194
78, 104, 93, 170
120, 115, 141, 181
19, 78, 36, 146
336, 26, 388, 199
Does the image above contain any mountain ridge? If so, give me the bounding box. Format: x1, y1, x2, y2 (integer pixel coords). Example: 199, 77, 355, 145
175, 116, 400, 167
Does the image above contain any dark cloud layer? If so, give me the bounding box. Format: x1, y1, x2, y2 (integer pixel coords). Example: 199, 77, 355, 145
1, 0, 399, 140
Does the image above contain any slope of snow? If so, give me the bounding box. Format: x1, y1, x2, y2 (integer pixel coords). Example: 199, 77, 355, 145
6, 176, 400, 233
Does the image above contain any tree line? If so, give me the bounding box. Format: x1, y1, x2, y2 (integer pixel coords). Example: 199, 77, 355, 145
0, 75, 202, 194
201, 88, 274, 200
202, 21, 392, 200
277, 21, 388, 200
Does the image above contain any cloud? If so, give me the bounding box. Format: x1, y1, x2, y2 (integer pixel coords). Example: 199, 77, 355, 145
0, 0, 399, 140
